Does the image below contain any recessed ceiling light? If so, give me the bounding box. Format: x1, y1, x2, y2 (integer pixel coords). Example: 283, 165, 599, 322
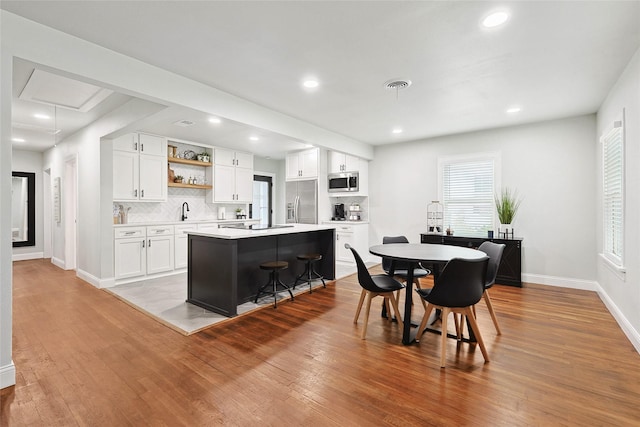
208, 117, 221, 124
482, 11, 509, 28
12, 137, 25, 143
303, 79, 319, 89
392, 128, 403, 134
249, 136, 259, 141
33, 113, 50, 120
506, 106, 521, 114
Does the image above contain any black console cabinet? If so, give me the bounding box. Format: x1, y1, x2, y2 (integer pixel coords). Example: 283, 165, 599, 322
420, 234, 523, 287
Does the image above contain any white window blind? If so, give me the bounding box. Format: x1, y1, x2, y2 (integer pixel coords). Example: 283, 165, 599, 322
602, 121, 624, 265
440, 157, 495, 237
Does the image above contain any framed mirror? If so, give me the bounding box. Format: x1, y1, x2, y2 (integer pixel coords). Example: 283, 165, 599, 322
12, 171, 35, 247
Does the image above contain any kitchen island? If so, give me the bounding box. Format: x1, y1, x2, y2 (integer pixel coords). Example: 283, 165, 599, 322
187, 224, 336, 316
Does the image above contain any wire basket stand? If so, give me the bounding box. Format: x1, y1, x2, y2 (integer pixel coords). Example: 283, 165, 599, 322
426, 201, 444, 234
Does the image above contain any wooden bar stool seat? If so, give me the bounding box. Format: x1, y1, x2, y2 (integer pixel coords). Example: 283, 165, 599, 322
292, 253, 326, 293
255, 261, 293, 308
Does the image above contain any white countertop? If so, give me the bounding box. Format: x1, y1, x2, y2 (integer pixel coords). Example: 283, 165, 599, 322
114, 218, 260, 227
187, 223, 336, 239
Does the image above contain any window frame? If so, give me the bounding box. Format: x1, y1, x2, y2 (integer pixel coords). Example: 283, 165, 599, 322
437, 151, 501, 238
601, 115, 625, 269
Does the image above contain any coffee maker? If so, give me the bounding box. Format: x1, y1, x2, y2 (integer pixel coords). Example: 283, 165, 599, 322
333, 203, 346, 221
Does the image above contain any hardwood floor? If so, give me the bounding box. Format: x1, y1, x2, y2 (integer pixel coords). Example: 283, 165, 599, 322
3, 259, 640, 426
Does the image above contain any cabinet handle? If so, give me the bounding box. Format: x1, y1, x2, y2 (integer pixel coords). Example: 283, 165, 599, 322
134, 142, 138, 151
141, 189, 144, 198
134, 189, 138, 197
142, 240, 145, 248
141, 143, 144, 152
336, 235, 339, 241
148, 239, 151, 247
124, 231, 136, 235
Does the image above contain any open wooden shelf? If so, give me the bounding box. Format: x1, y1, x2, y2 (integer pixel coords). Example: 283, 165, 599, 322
168, 157, 212, 167
168, 182, 212, 190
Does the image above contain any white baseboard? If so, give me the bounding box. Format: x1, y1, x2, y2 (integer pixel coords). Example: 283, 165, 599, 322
521, 273, 598, 291
0, 361, 16, 389
77, 269, 101, 288
595, 283, 640, 354
12, 251, 44, 261
51, 256, 65, 269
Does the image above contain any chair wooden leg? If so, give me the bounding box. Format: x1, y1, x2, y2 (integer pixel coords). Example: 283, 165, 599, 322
361, 292, 373, 339
483, 290, 502, 335
353, 289, 366, 324
416, 303, 434, 342
454, 313, 461, 340
440, 307, 449, 368
383, 298, 392, 323
464, 306, 489, 363
388, 293, 404, 329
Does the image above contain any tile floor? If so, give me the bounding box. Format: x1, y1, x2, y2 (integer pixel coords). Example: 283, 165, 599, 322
106, 262, 363, 335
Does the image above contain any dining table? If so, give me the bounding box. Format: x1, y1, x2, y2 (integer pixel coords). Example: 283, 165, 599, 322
369, 243, 486, 345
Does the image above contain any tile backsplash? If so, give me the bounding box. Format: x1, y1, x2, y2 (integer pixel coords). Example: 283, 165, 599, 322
113, 188, 247, 223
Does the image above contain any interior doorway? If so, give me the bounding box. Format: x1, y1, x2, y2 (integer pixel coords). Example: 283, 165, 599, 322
43, 168, 52, 259
252, 175, 273, 227
64, 156, 77, 270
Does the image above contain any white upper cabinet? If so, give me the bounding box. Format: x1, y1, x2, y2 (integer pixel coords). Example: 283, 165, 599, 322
113, 133, 167, 202
328, 151, 360, 173
286, 148, 318, 180
215, 147, 253, 169
212, 147, 254, 202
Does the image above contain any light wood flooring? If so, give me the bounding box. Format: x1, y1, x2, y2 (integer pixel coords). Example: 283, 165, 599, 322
2, 259, 640, 426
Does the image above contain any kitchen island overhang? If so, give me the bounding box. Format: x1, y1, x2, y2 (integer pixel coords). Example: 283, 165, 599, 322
187, 224, 336, 317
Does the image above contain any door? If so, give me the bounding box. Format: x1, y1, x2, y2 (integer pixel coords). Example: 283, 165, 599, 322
252, 175, 273, 227
139, 154, 166, 201
235, 167, 254, 202
114, 238, 146, 279
147, 234, 174, 274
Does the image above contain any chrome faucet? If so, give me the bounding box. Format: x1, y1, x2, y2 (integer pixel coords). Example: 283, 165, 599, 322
181, 202, 190, 221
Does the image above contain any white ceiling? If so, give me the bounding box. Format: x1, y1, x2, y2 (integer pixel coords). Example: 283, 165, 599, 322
4, 1, 640, 155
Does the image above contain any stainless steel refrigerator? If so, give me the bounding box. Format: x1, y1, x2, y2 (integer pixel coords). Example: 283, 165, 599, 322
286, 180, 318, 224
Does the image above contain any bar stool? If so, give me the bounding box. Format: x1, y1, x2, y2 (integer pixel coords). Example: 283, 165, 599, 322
292, 253, 326, 293
255, 261, 293, 308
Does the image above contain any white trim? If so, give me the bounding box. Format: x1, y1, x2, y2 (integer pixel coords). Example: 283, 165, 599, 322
0, 361, 16, 389
51, 256, 65, 269
596, 282, 640, 354
76, 268, 101, 288
599, 252, 626, 280
12, 251, 44, 261
522, 273, 598, 291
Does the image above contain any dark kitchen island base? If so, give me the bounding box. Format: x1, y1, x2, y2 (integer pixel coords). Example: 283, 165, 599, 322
187, 227, 335, 317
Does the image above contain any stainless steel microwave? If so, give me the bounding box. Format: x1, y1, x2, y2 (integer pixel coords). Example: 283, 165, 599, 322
328, 172, 359, 193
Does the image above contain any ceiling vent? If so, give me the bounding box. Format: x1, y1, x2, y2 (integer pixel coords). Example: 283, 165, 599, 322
19, 69, 113, 112
173, 119, 195, 127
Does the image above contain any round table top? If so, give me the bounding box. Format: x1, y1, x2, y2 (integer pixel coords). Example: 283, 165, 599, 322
369, 243, 485, 263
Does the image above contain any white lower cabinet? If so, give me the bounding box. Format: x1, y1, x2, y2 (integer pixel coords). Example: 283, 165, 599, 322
174, 224, 197, 269
114, 225, 174, 280
146, 226, 174, 275
333, 223, 369, 263
114, 226, 146, 280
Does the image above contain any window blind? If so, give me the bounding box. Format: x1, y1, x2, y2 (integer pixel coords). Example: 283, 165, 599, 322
603, 122, 624, 265
441, 158, 495, 237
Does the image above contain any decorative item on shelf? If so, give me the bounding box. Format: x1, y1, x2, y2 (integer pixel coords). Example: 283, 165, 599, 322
174, 175, 184, 184
168, 164, 175, 183
427, 200, 444, 234
168, 145, 177, 157
197, 151, 210, 163
183, 150, 196, 160
446, 226, 453, 236
495, 187, 522, 239
235, 208, 246, 219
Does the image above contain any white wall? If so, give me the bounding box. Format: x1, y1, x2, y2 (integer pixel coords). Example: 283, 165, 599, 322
370, 115, 598, 286
596, 48, 640, 352
11, 150, 44, 260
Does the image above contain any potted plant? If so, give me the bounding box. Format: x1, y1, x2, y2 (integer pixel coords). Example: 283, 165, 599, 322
495, 188, 522, 236
174, 175, 184, 184
199, 151, 210, 163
